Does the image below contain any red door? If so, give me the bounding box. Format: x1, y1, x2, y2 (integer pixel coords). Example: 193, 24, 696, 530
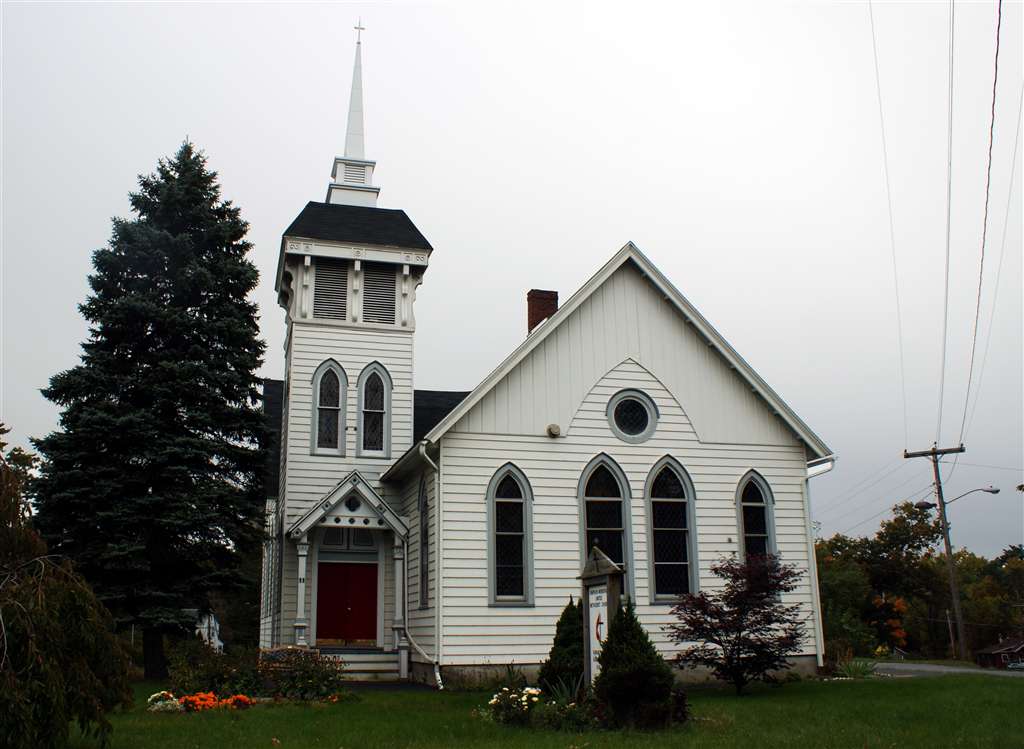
316, 562, 378, 645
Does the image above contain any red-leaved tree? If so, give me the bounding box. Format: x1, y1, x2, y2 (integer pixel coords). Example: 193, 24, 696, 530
667, 555, 806, 694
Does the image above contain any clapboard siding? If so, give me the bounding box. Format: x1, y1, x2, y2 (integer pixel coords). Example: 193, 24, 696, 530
401, 465, 437, 661
452, 262, 799, 447
438, 360, 819, 666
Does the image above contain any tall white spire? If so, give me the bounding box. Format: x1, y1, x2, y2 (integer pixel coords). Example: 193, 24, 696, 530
344, 21, 365, 159
327, 20, 380, 208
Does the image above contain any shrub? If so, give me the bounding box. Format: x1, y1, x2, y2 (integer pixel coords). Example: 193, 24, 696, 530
259, 648, 347, 701
834, 658, 877, 679
593, 599, 676, 729
531, 697, 597, 732
168, 638, 261, 696
484, 686, 543, 726
538, 597, 584, 693
669, 554, 806, 695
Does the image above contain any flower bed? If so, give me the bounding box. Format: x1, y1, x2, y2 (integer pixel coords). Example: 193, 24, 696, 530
146, 691, 256, 714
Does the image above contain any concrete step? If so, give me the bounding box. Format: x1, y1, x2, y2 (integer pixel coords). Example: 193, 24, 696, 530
321, 649, 402, 681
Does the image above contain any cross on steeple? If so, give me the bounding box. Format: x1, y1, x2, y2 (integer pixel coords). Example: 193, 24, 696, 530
355, 18, 365, 44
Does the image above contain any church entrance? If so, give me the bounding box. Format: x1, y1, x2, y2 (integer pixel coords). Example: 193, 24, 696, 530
315, 561, 378, 646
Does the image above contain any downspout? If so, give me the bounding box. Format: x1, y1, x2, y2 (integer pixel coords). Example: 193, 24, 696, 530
402, 535, 443, 689
417, 441, 445, 690
804, 455, 835, 669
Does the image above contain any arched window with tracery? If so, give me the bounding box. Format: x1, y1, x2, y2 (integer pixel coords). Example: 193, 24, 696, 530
311, 360, 346, 455
646, 457, 698, 601
737, 471, 775, 559
357, 363, 391, 457
487, 464, 534, 605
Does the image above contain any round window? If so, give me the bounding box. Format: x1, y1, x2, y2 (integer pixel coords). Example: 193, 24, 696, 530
607, 390, 658, 443
345, 496, 362, 512
614, 398, 649, 435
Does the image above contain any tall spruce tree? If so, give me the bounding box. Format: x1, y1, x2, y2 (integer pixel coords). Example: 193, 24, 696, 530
31, 142, 266, 678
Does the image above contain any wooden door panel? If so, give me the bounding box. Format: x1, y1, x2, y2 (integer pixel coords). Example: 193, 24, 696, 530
316, 562, 378, 645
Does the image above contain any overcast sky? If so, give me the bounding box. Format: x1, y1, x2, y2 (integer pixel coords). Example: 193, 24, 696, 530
2, 1, 1021, 556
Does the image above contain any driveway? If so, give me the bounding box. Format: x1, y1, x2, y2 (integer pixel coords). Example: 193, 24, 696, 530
875, 662, 1024, 679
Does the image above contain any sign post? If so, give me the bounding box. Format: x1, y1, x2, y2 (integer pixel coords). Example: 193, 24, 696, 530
578, 545, 625, 684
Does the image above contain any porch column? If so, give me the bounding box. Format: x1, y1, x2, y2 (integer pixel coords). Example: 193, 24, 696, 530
294, 535, 310, 647
392, 535, 409, 679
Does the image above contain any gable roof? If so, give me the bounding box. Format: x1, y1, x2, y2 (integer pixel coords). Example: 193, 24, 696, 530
420, 242, 833, 461
414, 390, 470, 443
284, 201, 433, 251
286, 469, 410, 540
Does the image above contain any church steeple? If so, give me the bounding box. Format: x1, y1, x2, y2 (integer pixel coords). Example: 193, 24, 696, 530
327, 20, 380, 207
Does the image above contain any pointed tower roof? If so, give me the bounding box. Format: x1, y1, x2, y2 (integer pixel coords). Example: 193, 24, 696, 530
344, 22, 366, 159
327, 20, 380, 207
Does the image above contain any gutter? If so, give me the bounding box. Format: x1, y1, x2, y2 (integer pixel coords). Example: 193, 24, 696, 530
804, 454, 836, 668
417, 441, 445, 689
402, 534, 443, 690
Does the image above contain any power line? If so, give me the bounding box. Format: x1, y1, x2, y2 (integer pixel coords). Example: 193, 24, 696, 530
836, 484, 935, 535
814, 459, 910, 518
936, 0, 956, 444
868, 0, 910, 449
965, 83, 1024, 438
955, 461, 1024, 473
825, 469, 932, 528
957, 0, 1004, 444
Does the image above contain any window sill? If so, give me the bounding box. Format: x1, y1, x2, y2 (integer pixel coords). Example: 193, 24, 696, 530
311, 448, 345, 458
488, 600, 534, 608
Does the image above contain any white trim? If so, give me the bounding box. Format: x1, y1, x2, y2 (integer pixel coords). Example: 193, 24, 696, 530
287, 470, 409, 540
485, 463, 535, 607
308, 527, 385, 647
421, 243, 831, 459
606, 388, 660, 444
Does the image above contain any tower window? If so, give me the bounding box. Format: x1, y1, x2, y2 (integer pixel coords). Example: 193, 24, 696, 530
362, 263, 396, 324
311, 360, 346, 455
357, 363, 392, 457
313, 258, 349, 321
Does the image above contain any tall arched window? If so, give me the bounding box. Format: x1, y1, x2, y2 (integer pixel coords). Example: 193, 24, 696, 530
311, 360, 346, 455
737, 471, 775, 559
578, 456, 632, 593
357, 362, 392, 457
418, 475, 429, 609
646, 457, 698, 601
487, 464, 534, 605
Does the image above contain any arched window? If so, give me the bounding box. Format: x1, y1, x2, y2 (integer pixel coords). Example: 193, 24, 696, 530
578, 456, 632, 593
418, 475, 429, 609
646, 458, 698, 601
357, 363, 392, 457
311, 360, 346, 455
737, 471, 775, 559
487, 464, 534, 605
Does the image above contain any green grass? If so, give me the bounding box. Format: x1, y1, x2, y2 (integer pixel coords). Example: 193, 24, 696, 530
71, 676, 1023, 749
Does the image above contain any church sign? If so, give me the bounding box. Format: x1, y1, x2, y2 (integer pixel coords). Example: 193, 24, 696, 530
578, 546, 624, 684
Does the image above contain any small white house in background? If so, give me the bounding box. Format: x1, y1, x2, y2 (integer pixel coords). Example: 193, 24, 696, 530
258, 32, 836, 684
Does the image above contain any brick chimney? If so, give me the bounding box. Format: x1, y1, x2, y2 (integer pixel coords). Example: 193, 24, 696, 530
527, 289, 558, 333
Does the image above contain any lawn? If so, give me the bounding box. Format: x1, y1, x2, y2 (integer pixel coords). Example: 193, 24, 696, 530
71, 675, 1022, 749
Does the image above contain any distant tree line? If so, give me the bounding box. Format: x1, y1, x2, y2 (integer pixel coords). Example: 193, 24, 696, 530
817, 501, 1024, 660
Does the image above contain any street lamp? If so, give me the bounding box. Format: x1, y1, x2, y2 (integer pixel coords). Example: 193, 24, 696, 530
914, 484, 1001, 660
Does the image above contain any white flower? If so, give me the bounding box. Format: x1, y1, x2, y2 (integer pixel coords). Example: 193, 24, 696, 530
531, 697, 539, 702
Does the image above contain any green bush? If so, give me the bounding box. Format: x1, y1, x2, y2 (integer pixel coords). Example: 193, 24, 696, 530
537, 597, 584, 693
168, 639, 261, 696
593, 599, 677, 729
834, 658, 876, 679
531, 697, 598, 731
260, 648, 348, 701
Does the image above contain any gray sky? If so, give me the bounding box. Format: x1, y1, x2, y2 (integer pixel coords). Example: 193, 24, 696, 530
3, 1, 1021, 556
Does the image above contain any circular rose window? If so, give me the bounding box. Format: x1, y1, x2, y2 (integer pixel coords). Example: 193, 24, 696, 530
607, 390, 658, 443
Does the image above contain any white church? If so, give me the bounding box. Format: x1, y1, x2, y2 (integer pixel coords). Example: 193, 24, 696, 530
258, 32, 836, 684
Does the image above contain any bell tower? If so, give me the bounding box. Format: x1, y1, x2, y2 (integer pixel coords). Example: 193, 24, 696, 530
274, 21, 432, 489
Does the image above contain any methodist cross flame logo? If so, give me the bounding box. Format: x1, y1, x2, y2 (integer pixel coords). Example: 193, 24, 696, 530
594, 612, 604, 641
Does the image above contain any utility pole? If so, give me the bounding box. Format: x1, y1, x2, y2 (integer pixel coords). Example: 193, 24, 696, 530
904, 444, 966, 659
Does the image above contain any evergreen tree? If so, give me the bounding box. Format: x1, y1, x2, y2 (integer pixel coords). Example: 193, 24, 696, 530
537, 596, 584, 692
31, 143, 266, 678
593, 598, 675, 728
1, 425, 132, 749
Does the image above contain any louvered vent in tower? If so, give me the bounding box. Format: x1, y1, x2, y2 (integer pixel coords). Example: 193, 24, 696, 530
343, 163, 366, 184
362, 263, 396, 325
313, 258, 349, 320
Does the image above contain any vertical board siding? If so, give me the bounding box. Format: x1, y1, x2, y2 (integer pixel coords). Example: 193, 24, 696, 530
452, 262, 799, 447
439, 360, 819, 666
